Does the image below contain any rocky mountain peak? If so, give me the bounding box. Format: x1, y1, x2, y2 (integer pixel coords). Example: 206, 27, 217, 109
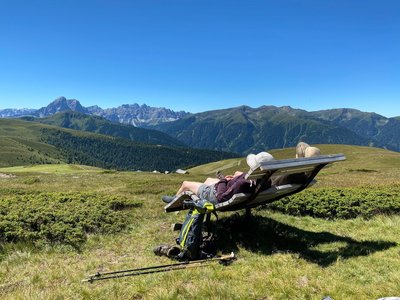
36, 97, 88, 117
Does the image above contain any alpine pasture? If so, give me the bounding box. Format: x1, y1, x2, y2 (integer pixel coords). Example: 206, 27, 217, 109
1, 145, 400, 299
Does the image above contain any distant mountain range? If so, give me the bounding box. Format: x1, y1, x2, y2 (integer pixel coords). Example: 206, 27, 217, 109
152, 106, 400, 154
149, 106, 368, 153
0, 108, 37, 118
1, 97, 400, 153
149, 106, 400, 154
0, 96, 189, 127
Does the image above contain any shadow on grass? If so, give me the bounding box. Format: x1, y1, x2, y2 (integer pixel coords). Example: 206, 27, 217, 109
213, 213, 397, 267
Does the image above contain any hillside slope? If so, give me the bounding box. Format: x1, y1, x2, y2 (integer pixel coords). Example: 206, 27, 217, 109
151, 106, 372, 154
22, 111, 185, 147
0, 119, 238, 171
309, 108, 400, 152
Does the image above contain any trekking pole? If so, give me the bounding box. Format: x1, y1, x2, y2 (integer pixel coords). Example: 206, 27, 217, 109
82, 252, 235, 283
86, 252, 234, 278
82, 262, 209, 282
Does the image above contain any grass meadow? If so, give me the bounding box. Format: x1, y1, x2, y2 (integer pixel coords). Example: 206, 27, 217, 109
1, 145, 400, 299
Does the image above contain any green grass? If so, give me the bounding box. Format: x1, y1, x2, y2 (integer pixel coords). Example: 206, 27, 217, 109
0, 145, 400, 299
0, 137, 62, 167
0, 164, 102, 174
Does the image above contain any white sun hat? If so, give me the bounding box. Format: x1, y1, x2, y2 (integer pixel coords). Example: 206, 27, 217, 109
246, 151, 274, 171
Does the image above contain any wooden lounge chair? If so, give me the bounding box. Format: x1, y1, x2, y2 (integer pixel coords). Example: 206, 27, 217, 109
164, 154, 346, 214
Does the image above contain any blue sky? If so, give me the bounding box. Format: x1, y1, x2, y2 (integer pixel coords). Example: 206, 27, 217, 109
0, 0, 399, 117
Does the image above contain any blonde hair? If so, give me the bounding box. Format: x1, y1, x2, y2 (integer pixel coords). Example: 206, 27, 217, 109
305, 146, 321, 157
295, 142, 321, 158
296, 142, 310, 158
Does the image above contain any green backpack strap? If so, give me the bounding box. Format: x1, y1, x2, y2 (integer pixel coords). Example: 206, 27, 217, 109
183, 199, 215, 214
203, 201, 215, 213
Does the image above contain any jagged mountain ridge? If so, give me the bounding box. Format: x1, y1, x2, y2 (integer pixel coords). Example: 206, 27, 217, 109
1, 97, 189, 127
0, 108, 37, 118
88, 103, 188, 127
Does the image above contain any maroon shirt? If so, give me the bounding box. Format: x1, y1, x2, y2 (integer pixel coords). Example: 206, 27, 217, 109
214, 173, 255, 203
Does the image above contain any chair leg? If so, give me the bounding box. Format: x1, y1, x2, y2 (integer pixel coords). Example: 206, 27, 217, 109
245, 207, 251, 219
204, 213, 211, 235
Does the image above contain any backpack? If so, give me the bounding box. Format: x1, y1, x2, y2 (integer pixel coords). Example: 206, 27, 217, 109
176, 199, 216, 260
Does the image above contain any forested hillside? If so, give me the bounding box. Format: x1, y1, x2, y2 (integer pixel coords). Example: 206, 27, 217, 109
0, 119, 238, 171
309, 108, 400, 152
40, 127, 237, 171
22, 111, 185, 147
151, 106, 372, 154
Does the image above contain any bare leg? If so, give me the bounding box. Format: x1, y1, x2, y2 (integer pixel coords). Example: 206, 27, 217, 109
233, 171, 244, 177
204, 177, 219, 185
176, 181, 203, 196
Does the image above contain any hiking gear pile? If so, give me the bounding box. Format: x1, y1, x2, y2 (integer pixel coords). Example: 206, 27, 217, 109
155, 198, 218, 261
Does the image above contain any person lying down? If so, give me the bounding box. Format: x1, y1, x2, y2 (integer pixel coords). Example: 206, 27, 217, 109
161, 142, 321, 204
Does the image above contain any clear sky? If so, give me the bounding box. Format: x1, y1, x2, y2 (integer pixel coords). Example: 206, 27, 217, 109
0, 0, 399, 117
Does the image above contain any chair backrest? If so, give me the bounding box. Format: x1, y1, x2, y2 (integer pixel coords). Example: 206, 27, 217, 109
246, 154, 346, 179
215, 154, 346, 212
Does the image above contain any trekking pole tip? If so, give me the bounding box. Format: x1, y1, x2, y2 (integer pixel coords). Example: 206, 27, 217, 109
81, 277, 94, 284
87, 272, 101, 278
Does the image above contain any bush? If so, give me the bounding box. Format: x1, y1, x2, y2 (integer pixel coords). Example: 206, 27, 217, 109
268, 185, 400, 219
23, 177, 41, 185
0, 192, 140, 247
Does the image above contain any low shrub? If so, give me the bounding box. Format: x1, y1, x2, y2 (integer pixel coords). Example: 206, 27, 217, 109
268, 185, 400, 219
23, 177, 41, 185
0, 192, 140, 247
348, 168, 378, 173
